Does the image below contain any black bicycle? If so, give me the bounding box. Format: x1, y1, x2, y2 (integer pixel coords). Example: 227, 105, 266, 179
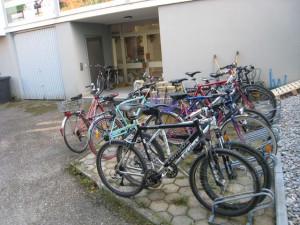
95, 64, 117, 94
96, 103, 262, 217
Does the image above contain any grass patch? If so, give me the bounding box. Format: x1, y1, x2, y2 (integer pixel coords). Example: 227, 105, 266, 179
4, 100, 57, 115
65, 164, 155, 225
170, 196, 189, 206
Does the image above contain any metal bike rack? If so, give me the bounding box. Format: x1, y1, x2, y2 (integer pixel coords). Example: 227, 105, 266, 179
208, 188, 274, 225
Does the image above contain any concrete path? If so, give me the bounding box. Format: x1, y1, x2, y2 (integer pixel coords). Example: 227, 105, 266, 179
0, 101, 132, 225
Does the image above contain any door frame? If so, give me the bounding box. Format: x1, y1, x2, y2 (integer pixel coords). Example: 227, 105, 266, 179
85, 35, 105, 85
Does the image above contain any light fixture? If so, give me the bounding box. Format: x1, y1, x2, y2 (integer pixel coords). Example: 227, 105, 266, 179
123, 16, 132, 19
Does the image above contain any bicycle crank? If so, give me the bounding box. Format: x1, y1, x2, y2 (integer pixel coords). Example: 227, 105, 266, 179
145, 169, 161, 188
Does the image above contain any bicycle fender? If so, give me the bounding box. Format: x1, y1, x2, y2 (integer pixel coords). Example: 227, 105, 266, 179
60, 116, 68, 136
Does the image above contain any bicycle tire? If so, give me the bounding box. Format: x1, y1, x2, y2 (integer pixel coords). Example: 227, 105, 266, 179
189, 148, 261, 217
88, 115, 123, 155
223, 141, 272, 203
96, 140, 147, 197
221, 115, 278, 155
107, 71, 116, 90
96, 75, 105, 95
145, 111, 191, 146
235, 85, 277, 122
123, 132, 165, 170
242, 108, 271, 128
63, 113, 88, 153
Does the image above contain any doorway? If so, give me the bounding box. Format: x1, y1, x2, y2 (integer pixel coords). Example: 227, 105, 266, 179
112, 21, 162, 84
86, 36, 105, 85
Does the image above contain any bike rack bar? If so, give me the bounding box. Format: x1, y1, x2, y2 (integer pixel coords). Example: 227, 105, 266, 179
208, 188, 274, 225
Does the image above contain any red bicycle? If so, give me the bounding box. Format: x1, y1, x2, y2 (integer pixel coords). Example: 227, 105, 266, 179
57, 83, 118, 153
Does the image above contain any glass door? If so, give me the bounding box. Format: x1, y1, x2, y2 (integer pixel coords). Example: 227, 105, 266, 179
112, 30, 163, 84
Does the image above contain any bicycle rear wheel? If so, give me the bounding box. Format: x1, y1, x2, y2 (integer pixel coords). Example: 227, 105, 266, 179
221, 115, 278, 155
145, 111, 191, 146
107, 71, 117, 90
235, 85, 277, 122
189, 148, 261, 217
63, 113, 88, 153
96, 140, 147, 197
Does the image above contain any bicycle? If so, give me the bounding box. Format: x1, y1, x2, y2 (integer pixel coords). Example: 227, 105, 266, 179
96, 104, 262, 217
94, 64, 117, 94
87, 81, 180, 155
146, 90, 277, 156
57, 83, 118, 153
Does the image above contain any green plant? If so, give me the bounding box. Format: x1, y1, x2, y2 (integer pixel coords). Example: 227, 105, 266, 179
170, 196, 188, 206
65, 163, 155, 225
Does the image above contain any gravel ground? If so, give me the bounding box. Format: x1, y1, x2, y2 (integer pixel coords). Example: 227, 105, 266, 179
278, 95, 300, 225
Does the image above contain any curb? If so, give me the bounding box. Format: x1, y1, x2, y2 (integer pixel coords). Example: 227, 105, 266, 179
72, 158, 163, 225
274, 149, 289, 225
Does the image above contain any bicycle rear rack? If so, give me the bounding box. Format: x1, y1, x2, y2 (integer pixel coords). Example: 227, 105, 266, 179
208, 188, 274, 225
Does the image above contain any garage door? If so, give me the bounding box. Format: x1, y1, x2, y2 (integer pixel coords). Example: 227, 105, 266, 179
14, 27, 65, 99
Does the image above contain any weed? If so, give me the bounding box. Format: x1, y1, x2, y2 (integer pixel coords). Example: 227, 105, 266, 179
138, 201, 147, 209
170, 196, 189, 206
65, 164, 155, 225
4, 100, 57, 115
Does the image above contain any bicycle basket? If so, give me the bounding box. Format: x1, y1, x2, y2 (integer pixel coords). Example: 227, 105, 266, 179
56, 99, 84, 113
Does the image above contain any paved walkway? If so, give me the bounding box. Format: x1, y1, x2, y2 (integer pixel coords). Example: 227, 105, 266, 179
74, 152, 275, 225
79, 86, 281, 225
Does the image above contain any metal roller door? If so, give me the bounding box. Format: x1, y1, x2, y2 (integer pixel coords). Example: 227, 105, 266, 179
14, 27, 65, 99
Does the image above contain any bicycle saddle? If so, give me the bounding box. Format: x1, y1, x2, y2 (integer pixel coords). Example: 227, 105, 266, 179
70, 94, 82, 101
119, 103, 144, 111
169, 78, 188, 84
185, 71, 201, 77
209, 72, 223, 78
103, 93, 119, 101
144, 103, 168, 109
169, 93, 189, 100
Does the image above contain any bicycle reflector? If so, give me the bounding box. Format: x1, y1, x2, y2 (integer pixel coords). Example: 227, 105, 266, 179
223, 133, 229, 140
64, 111, 71, 117
265, 145, 272, 152
250, 93, 260, 98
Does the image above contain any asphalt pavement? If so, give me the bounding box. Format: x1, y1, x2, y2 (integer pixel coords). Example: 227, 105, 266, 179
0, 101, 131, 225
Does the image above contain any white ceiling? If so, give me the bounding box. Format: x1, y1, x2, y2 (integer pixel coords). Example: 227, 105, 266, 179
74, 6, 159, 25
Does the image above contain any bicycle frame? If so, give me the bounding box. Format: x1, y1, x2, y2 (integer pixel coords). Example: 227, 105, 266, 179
130, 120, 205, 173
87, 95, 148, 140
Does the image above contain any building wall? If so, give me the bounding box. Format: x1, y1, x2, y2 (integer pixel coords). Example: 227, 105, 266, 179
0, 34, 22, 99
159, 0, 300, 89
56, 22, 112, 99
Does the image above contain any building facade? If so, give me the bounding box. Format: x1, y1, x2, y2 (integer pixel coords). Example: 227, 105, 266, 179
0, 0, 299, 99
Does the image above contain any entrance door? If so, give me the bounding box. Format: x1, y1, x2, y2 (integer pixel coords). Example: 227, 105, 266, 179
14, 27, 65, 99
86, 36, 105, 85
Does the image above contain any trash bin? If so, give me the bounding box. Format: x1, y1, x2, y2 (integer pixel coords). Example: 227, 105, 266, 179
0, 76, 11, 103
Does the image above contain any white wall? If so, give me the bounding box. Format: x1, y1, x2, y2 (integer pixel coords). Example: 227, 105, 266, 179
159, 0, 300, 88
0, 34, 23, 98
56, 22, 112, 99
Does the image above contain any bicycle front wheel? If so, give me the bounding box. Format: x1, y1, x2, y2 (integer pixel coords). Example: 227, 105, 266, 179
96, 140, 147, 197
89, 115, 123, 155
189, 148, 261, 217
63, 113, 88, 153
96, 75, 105, 94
